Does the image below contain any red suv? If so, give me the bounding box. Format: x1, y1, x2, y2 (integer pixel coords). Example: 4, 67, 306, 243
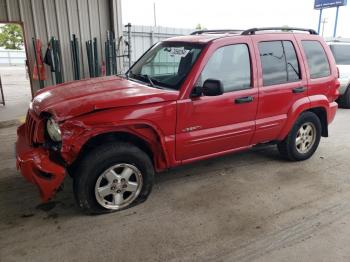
16, 27, 339, 214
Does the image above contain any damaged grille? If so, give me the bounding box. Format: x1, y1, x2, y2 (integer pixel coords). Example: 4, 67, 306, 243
25, 111, 40, 145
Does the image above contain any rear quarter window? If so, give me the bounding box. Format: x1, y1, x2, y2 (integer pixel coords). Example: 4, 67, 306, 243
302, 41, 330, 79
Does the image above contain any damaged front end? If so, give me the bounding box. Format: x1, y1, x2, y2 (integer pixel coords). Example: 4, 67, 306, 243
16, 110, 67, 202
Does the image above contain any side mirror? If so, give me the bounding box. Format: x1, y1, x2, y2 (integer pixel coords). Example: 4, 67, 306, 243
202, 79, 224, 96
190, 85, 203, 98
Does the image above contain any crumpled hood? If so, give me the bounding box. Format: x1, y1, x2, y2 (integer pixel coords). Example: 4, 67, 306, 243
32, 76, 179, 121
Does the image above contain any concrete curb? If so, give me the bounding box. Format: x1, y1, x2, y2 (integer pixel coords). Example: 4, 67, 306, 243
0, 119, 21, 129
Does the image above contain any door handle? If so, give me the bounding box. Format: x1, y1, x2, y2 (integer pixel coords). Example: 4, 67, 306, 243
235, 96, 254, 104
292, 87, 306, 93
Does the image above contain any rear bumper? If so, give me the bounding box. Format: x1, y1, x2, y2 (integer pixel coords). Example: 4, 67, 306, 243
328, 101, 338, 124
16, 124, 66, 202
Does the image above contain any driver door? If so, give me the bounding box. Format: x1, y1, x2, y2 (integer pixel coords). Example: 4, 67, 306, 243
176, 41, 258, 161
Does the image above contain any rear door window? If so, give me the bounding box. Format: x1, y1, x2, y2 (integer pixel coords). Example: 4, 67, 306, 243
284, 41, 301, 82
258, 41, 301, 86
302, 41, 330, 79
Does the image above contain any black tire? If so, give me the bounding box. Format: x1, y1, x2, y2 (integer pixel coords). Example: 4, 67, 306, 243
277, 111, 322, 161
73, 142, 154, 214
338, 87, 350, 109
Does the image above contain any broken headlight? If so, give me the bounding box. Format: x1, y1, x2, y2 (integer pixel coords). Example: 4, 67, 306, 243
46, 118, 62, 142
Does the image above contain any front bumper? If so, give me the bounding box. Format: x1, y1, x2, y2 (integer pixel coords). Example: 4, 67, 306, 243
16, 124, 66, 202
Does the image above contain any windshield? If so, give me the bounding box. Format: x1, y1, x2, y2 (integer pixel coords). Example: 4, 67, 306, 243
330, 44, 350, 65
128, 42, 203, 90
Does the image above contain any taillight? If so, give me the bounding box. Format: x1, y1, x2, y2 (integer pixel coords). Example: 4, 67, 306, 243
330, 79, 340, 102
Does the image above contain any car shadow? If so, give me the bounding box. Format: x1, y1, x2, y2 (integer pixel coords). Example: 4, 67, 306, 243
0, 143, 283, 225
155, 144, 284, 184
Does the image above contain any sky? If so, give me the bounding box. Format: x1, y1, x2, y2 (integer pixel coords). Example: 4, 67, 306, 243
122, 0, 350, 37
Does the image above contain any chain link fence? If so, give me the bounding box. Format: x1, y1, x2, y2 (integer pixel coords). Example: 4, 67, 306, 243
122, 25, 193, 71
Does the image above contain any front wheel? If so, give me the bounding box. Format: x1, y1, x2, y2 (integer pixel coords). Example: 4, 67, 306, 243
278, 112, 322, 161
73, 142, 154, 214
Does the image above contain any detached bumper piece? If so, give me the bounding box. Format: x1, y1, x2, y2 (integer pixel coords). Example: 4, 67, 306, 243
16, 124, 66, 202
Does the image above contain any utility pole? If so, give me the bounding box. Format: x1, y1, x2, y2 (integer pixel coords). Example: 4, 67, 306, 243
321, 17, 328, 36
317, 8, 323, 34
153, 2, 157, 27
333, 6, 340, 37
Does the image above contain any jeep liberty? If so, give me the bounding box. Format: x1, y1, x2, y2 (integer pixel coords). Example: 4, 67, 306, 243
16, 27, 339, 213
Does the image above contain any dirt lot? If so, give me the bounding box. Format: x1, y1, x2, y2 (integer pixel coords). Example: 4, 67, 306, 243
1, 109, 350, 262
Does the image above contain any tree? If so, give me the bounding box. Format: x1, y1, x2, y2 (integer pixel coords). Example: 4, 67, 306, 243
0, 24, 24, 50
195, 24, 207, 31
196, 24, 203, 30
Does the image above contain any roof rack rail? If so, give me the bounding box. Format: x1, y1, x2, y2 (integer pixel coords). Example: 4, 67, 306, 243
241, 27, 318, 35
191, 29, 243, 35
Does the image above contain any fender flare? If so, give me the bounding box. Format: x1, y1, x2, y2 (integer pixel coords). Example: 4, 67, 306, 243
277, 95, 329, 141
60, 119, 171, 172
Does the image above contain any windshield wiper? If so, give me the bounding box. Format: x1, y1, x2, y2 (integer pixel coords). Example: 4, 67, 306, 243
143, 74, 156, 87
131, 72, 158, 87
116, 73, 128, 79
128, 71, 166, 89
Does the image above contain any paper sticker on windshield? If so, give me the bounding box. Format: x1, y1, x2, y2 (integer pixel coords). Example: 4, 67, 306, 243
165, 47, 190, 57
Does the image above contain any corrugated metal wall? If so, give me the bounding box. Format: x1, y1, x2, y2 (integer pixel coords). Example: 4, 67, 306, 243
0, 0, 123, 94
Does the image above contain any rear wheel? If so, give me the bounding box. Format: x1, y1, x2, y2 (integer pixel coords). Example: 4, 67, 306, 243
73, 142, 154, 214
278, 112, 322, 161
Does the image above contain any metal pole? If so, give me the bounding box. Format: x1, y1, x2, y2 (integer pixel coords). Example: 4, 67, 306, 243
318, 8, 323, 34
71, 34, 81, 80
56, 40, 64, 83
105, 31, 112, 76
51, 37, 58, 85
32, 38, 44, 89
153, 2, 157, 27
112, 39, 117, 74
0, 75, 5, 106
333, 6, 340, 37
86, 40, 93, 78
70, 40, 76, 79
125, 23, 132, 70
321, 18, 327, 36
105, 40, 110, 76
93, 37, 99, 77
75, 35, 81, 80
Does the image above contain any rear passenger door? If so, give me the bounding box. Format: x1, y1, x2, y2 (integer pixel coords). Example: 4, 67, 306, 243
251, 35, 308, 144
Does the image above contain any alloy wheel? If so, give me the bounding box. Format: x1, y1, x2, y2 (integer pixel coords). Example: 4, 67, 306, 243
295, 122, 317, 154
95, 163, 143, 210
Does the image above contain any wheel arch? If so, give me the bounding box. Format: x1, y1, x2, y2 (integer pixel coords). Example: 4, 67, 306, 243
67, 127, 169, 174
307, 107, 328, 137
278, 99, 329, 141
